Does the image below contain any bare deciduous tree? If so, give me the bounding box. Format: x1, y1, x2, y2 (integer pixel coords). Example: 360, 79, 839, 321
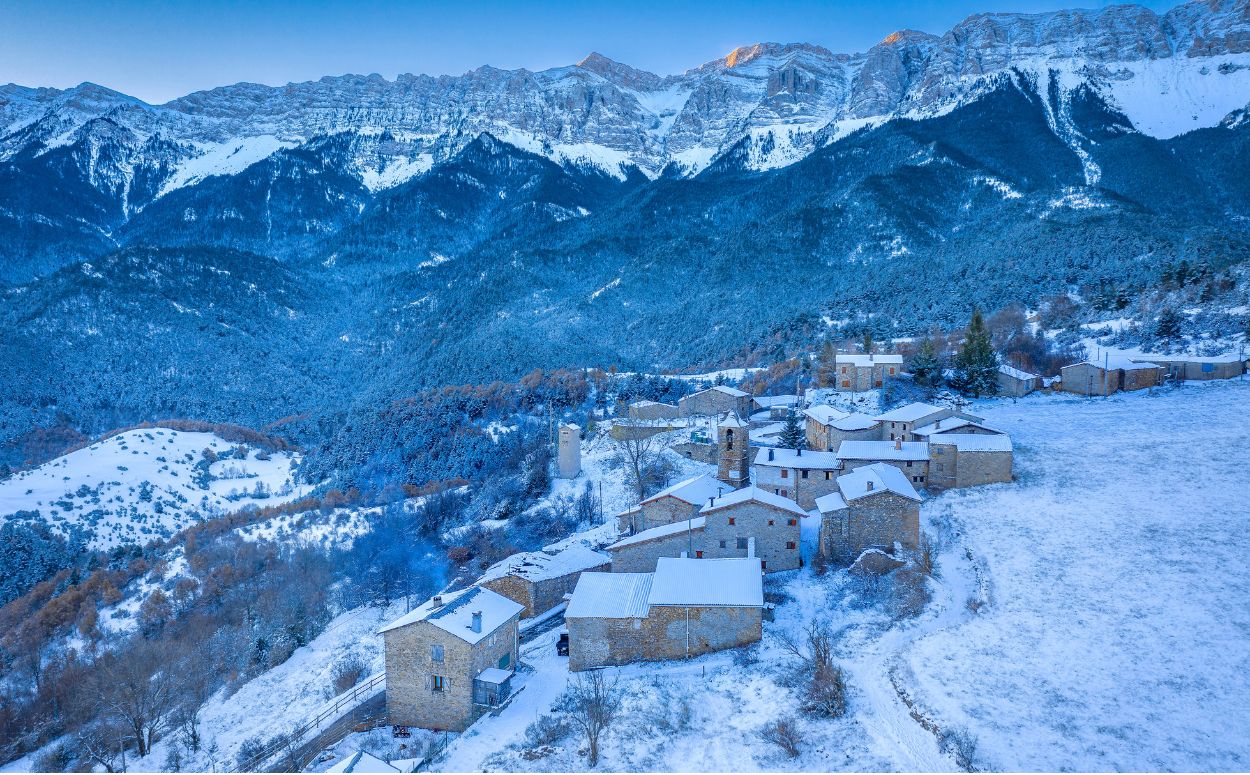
561, 670, 622, 767
92, 639, 180, 757
612, 431, 656, 502
776, 620, 847, 719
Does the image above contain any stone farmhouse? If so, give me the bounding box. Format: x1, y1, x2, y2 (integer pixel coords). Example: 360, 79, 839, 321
910, 416, 1002, 440
627, 399, 681, 421
836, 439, 932, 487
379, 586, 522, 732
752, 394, 799, 419
831, 353, 904, 391
873, 402, 984, 442
616, 473, 723, 535
927, 434, 1013, 489
751, 447, 843, 509
997, 364, 1042, 396
679, 385, 751, 418
804, 405, 882, 452
565, 557, 764, 671
815, 463, 921, 564
477, 544, 610, 618
1060, 357, 1163, 396
606, 485, 804, 573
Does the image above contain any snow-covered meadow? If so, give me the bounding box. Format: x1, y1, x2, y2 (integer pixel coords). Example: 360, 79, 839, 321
0, 428, 311, 549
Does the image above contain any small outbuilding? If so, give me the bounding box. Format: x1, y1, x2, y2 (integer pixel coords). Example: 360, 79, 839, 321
997, 364, 1042, 396
478, 544, 610, 618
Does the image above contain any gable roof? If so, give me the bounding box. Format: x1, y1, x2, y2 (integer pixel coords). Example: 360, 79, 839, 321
838, 462, 921, 502
829, 412, 882, 431
327, 751, 400, 774
479, 545, 610, 584
874, 402, 945, 423
912, 418, 1003, 438
378, 586, 523, 644
814, 492, 848, 513
753, 394, 798, 408
835, 353, 904, 367
648, 557, 764, 608
565, 572, 654, 619
607, 516, 706, 550
836, 440, 930, 462
998, 364, 1040, 380
630, 399, 676, 408
803, 404, 851, 425
718, 411, 749, 428
641, 473, 724, 507
752, 447, 842, 470
928, 434, 1014, 453
700, 485, 807, 517
688, 385, 748, 399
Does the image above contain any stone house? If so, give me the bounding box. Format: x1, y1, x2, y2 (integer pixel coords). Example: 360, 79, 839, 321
607, 517, 707, 573
873, 402, 983, 442
617, 473, 723, 534
478, 544, 610, 618
830, 353, 904, 391
835, 439, 931, 488
628, 399, 681, 421
752, 394, 799, 420
679, 385, 751, 418
700, 486, 804, 572
804, 405, 882, 452
751, 447, 843, 510
816, 463, 921, 564
911, 417, 1003, 440
566, 557, 763, 671
1116, 358, 1163, 391
927, 434, 1013, 490
997, 364, 1042, 396
379, 586, 523, 732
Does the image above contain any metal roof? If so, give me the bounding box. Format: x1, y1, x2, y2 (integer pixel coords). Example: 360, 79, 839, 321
565, 572, 654, 619
607, 517, 706, 550
836, 440, 930, 461
647, 557, 764, 608
641, 473, 724, 506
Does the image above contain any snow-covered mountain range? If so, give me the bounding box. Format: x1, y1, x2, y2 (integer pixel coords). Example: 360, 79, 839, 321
3, 0, 1249, 195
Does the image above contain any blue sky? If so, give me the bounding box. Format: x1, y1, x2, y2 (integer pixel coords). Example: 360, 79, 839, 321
2, 0, 1180, 103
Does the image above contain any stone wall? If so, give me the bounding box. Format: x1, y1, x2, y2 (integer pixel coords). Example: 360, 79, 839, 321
702, 501, 801, 571
820, 491, 919, 564
679, 391, 750, 418
953, 449, 1012, 488
840, 457, 930, 488
567, 615, 649, 672
671, 441, 717, 464
481, 565, 608, 619
1121, 367, 1162, 391
642, 494, 704, 530
569, 606, 761, 671
629, 402, 681, 420
1061, 363, 1117, 396
807, 422, 882, 452
383, 617, 519, 732
609, 526, 704, 572
752, 463, 842, 511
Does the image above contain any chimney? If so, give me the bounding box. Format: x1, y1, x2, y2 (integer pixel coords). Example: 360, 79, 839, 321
708, 496, 715, 507
768, 448, 775, 461
936, 419, 941, 429
894, 438, 902, 450
470, 611, 482, 633
432, 595, 443, 607
796, 448, 802, 457
867, 480, 874, 492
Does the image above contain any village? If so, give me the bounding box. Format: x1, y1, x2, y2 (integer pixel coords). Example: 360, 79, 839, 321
338, 345, 1250, 773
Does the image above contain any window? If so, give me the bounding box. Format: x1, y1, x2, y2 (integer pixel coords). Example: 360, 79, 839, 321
431, 644, 444, 663
498, 653, 510, 669
786, 541, 797, 550
728, 516, 735, 525
841, 366, 848, 374
432, 675, 447, 692
781, 469, 788, 479
788, 518, 797, 526
736, 537, 748, 550
937, 463, 945, 471
768, 519, 775, 526
761, 561, 767, 570
725, 429, 734, 449
801, 470, 809, 479
842, 380, 850, 388
719, 539, 727, 548
695, 550, 704, 559
906, 461, 913, 468
780, 488, 788, 497
889, 367, 896, 375
824, 471, 832, 480
919, 475, 925, 482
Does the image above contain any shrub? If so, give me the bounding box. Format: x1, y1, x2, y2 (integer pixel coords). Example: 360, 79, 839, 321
938, 725, 981, 771
759, 716, 802, 758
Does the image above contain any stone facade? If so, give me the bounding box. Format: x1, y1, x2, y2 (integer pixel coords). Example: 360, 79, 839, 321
679, 387, 751, 418
717, 417, 750, 489
568, 605, 761, 671
609, 523, 705, 572
383, 611, 520, 732
753, 461, 842, 510
929, 444, 1012, 489
997, 368, 1042, 397
701, 499, 801, 572
1148, 358, 1245, 381
557, 423, 581, 479
806, 420, 881, 453
830, 355, 904, 392
479, 562, 609, 619
628, 400, 681, 420
1120, 365, 1162, 391
839, 456, 930, 488
820, 490, 920, 564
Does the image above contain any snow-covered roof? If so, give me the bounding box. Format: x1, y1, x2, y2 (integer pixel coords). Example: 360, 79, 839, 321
327, 751, 399, 773
475, 667, 514, 685
928, 434, 1014, 453
836, 353, 905, 367
607, 516, 706, 550
912, 418, 1003, 438
630, 399, 673, 407
999, 364, 1040, 380
616, 505, 642, 516
836, 440, 930, 462
874, 402, 945, 422
814, 492, 848, 513
752, 447, 842, 469
838, 463, 921, 502
378, 586, 523, 644
1074, 357, 1161, 371
804, 404, 851, 425
753, 394, 798, 408
565, 572, 653, 619
700, 485, 807, 517
718, 411, 749, 428
648, 557, 764, 608
560, 422, 580, 430
689, 385, 748, 398
830, 412, 882, 431
479, 545, 610, 584
641, 473, 723, 506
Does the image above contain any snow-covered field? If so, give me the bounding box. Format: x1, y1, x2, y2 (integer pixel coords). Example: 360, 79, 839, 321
0, 428, 311, 549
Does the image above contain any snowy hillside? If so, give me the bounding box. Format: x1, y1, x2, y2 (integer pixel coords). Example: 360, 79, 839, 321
0, 427, 311, 549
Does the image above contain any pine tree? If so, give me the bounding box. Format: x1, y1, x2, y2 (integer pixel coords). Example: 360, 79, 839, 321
1155, 307, 1183, 342
910, 337, 944, 389
861, 330, 875, 354
816, 341, 838, 387
951, 310, 999, 397
779, 410, 805, 450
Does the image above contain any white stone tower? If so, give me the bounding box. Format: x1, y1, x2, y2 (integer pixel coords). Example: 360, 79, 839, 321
716, 412, 750, 489
557, 423, 581, 479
